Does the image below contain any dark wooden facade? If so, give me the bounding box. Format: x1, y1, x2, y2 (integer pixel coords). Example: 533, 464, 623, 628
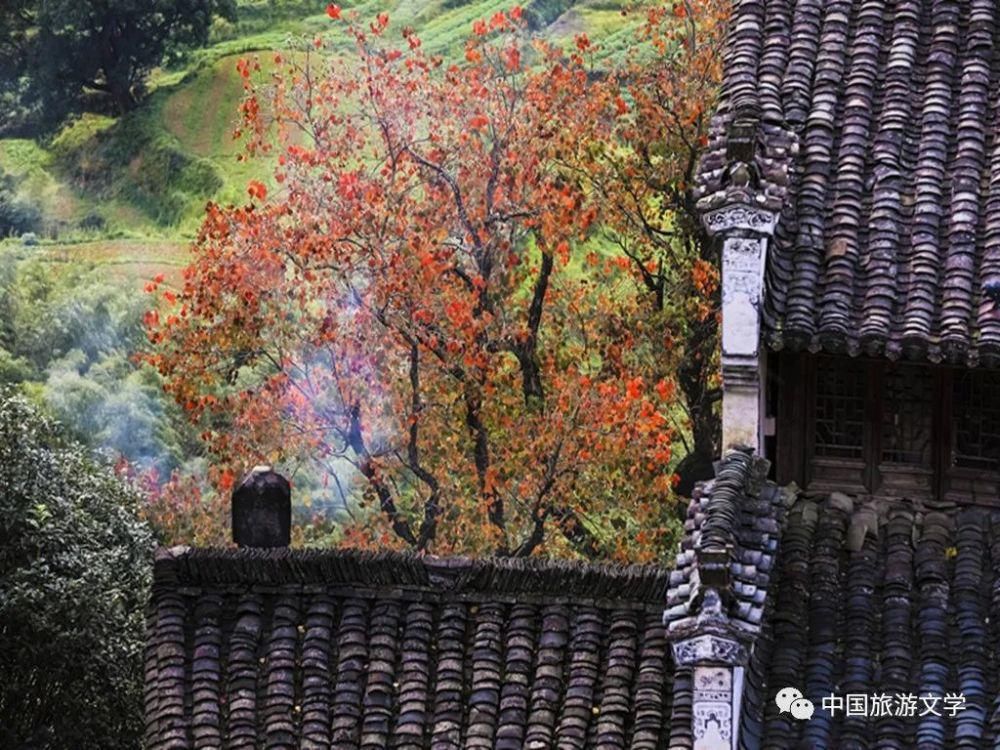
770, 353, 1000, 508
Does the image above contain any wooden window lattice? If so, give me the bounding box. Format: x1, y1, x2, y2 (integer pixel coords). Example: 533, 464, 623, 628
792, 353, 1000, 502
814, 360, 866, 460
881, 364, 933, 465
953, 371, 1000, 471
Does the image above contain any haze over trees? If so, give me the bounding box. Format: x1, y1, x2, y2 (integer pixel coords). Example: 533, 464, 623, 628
0, 3, 730, 747
0, 0, 728, 561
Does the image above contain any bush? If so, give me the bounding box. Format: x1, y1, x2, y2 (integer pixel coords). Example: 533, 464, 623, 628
77, 212, 106, 232
0, 347, 33, 382
523, 0, 577, 28
0, 169, 40, 237
0, 391, 154, 749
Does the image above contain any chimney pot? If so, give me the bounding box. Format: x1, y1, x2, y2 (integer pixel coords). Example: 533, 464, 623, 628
232, 466, 291, 548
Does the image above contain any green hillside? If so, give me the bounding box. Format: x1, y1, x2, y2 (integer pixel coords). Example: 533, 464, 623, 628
0, 0, 636, 287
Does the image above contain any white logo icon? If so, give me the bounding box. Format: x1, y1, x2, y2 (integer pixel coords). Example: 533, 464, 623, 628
776, 687, 815, 720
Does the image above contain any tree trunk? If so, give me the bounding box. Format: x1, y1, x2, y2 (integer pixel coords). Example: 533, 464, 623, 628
107, 78, 137, 114
673, 409, 718, 498
673, 318, 720, 498
674, 226, 722, 498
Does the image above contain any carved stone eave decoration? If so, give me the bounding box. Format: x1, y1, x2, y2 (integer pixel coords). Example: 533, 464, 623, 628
721, 237, 768, 358
670, 600, 751, 750
703, 203, 779, 238
691, 665, 741, 750
663, 453, 789, 750
670, 586, 753, 664
672, 629, 751, 669
695, 545, 733, 590
693, 110, 797, 220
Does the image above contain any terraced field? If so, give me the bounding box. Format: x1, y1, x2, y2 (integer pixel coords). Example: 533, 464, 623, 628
38, 240, 191, 286
0, 0, 636, 289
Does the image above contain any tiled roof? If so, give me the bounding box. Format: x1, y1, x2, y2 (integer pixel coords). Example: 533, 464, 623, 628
664, 451, 789, 639
144, 548, 675, 750
750, 494, 1000, 749
666, 453, 1000, 749
698, 0, 1000, 365
662, 451, 793, 750
153, 458, 1000, 749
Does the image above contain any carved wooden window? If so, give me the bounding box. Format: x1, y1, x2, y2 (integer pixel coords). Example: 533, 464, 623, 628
881, 364, 933, 465
813, 359, 866, 460
952, 371, 1000, 471
776, 353, 1000, 505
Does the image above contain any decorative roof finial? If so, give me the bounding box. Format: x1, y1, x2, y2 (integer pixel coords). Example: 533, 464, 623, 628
232, 465, 291, 548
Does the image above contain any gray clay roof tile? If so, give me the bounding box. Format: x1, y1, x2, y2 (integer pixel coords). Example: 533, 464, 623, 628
750, 497, 1000, 748
698, 0, 1000, 366
144, 549, 676, 749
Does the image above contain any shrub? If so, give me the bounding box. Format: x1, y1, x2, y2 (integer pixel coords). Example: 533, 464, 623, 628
78, 212, 106, 232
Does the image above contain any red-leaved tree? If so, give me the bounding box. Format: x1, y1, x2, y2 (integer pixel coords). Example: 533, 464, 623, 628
146, 8, 686, 560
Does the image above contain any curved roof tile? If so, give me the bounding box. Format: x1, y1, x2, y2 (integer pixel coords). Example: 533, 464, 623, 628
144, 549, 676, 750
699, 0, 1000, 366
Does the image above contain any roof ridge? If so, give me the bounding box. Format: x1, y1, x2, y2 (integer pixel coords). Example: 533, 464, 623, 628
152, 546, 670, 604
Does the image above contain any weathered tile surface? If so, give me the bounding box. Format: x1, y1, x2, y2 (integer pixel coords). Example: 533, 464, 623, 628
144, 549, 674, 749
665, 452, 791, 750
698, 0, 1000, 365
751, 496, 1000, 749
664, 451, 788, 641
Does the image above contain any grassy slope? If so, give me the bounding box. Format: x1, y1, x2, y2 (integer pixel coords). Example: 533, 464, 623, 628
0, 0, 636, 287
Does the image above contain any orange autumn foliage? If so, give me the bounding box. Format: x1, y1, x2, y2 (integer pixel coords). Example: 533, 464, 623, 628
144, 5, 728, 560
579, 0, 729, 494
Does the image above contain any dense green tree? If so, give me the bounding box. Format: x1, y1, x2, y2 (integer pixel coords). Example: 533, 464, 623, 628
0, 0, 236, 133
0, 2, 33, 135
0, 391, 155, 749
